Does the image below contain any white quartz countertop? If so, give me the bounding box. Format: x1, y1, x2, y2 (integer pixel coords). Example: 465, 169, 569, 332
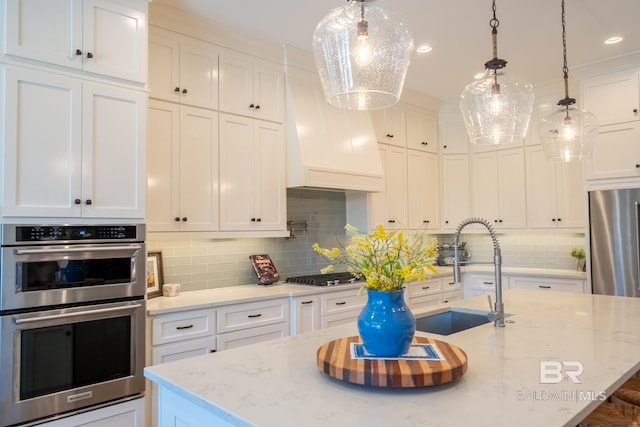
146, 267, 585, 316
144, 288, 633, 427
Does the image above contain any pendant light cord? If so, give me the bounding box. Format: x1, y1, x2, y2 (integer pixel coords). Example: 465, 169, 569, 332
558, 0, 575, 107
485, 0, 507, 70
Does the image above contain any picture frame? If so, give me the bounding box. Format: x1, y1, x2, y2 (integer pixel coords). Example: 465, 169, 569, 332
146, 251, 164, 299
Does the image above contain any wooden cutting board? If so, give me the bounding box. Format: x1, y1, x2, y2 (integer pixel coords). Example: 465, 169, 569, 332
316, 335, 467, 388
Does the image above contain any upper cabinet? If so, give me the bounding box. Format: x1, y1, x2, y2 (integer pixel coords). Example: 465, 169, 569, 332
370, 103, 407, 147
441, 154, 470, 231
580, 70, 640, 183
407, 150, 440, 230
148, 26, 219, 110
4, 0, 148, 83
2, 67, 146, 219
366, 143, 408, 230
406, 106, 439, 153
219, 53, 284, 123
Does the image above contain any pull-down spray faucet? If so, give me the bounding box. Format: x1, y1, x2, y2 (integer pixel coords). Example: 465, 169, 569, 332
453, 217, 505, 327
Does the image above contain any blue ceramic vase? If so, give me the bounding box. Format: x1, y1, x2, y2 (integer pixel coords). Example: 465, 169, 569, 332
357, 288, 416, 357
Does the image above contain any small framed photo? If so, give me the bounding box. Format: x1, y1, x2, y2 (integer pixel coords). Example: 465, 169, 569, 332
146, 251, 164, 299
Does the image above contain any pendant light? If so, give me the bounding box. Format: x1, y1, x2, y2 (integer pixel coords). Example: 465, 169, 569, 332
460, 0, 535, 145
539, 0, 599, 162
312, 0, 414, 110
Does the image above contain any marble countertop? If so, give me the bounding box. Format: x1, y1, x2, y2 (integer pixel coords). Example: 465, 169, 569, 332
147, 267, 585, 316
144, 289, 634, 427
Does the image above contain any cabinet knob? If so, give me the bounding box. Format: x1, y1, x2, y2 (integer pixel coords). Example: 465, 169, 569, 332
636, 164, 640, 168
256, 218, 262, 222
174, 217, 180, 222
254, 104, 260, 110
74, 198, 82, 205
634, 108, 638, 114
75, 49, 82, 56
552, 218, 556, 222
249, 103, 255, 109
388, 219, 396, 223
251, 217, 256, 222
423, 220, 429, 223
174, 87, 180, 92
182, 88, 188, 94
421, 141, 428, 145
86, 52, 93, 59
499, 219, 503, 223
182, 217, 188, 222
445, 220, 449, 224
557, 218, 562, 222
85, 199, 92, 205
386, 134, 394, 138
443, 145, 448, 149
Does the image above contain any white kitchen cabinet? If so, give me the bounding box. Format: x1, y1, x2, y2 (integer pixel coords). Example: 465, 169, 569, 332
439, 111, 469, 154
583, 122, 640, 181
462, 272, 500, 299
320, 287, 365, 328
367, 143, 408, 230
405, 278, 442, 310
581, 69, 639, 126
147, 100, 219, 232
2, 67, 146, 219
291, 295, 320, 335
4, 0, 148, 83
441, 154, 471, 231
370, 103, 407, 147
525, 145, 585, 229
219, 53, 284, 123
148, 26, 219, 110
216, 298, 290, 350
471, 148, 527, 229
406, 105, 439, 153
218, 113, 286, 232
407, 150, 440, 230
509, 276, 586, 293
37, 396, 144, 427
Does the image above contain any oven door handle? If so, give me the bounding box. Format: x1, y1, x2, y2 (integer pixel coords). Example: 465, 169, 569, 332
14, 244, 143, 255
14, 303, 143, 324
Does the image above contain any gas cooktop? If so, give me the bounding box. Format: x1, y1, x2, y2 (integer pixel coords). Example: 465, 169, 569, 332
285, 272, 359, 287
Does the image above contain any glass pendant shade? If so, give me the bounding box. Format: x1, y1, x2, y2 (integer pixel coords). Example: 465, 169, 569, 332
539, 106, 599, 162
312, 0, 414, 110
460, 69, 535, 145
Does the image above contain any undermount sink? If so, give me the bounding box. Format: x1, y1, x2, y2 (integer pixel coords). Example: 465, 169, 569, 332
415, 307, 499, 335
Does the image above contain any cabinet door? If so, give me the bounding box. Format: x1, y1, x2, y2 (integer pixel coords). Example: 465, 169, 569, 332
525, 146, 558, 228
2, 67, 83, 217
219, 54, 253, 117
369, 144, 407, 229
497, 148, 526, 228
406, 107, 438, 153
178, 37, 219, 110
292, 296, 320, 335
148, 26, 181, 102
152, 337, 216, 365
407, 150, 440, 230
581, 70, 640, 126
584, 122, 640, 180
82, 0, 147, 83
178, 106, 219, 231
219, 113, 255, 231
254, 121, 286, 231
4, 0, 83, 69
253, 63, 285, 123
439, 114, 469, 154
555, 159, 585, 228
471, 151, 499, 223
441, 154, 470, 230
371, 103, 406, 147
216, 323, 289, 351
81, 83, 146, 218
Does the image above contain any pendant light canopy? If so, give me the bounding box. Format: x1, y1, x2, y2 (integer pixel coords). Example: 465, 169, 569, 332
539, 0, 598, 162
312, 0, 414, 110
460, 0, 535, 145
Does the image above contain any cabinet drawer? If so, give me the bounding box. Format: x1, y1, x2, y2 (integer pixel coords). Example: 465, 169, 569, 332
320, 288, 365, 315
217, 298, 290, 333
441, 276, 459, 292
321, 309, 361, 329
465, 273, 497, 291
442, 289, 463, 303
151, 336, 216, 365
152, 308, 216, 345
407, 293, 442, 311
406, 279, 441, 297
510, 277, 585, 293
217, 323, 290, 351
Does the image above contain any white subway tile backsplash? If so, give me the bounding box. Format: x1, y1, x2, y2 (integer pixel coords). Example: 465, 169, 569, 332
149, 189, 588, 292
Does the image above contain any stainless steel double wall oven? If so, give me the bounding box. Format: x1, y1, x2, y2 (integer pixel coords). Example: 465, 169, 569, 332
0, 224, 146, 427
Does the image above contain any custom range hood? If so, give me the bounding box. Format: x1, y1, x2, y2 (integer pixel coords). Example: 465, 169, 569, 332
284, 46, 384, 192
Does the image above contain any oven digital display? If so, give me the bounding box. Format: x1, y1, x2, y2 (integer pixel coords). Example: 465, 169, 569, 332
14, 225, 138, 242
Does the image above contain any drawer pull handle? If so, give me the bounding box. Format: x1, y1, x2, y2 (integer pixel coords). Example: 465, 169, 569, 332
301, 300, 314, 305
335, 301, 346, 305
448, 282, 455, 285
538, 285, 551, 289
248, 313, 262, 318
421, 286, 430, 290
483, 281, 494, 285
176, 324, 194, 330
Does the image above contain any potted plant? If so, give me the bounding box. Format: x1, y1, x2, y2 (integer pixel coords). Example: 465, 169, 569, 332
571, 248, 586, 272
313, 224, 438, 357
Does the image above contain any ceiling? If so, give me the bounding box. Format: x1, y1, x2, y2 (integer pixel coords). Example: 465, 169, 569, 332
153, 0, 640, 104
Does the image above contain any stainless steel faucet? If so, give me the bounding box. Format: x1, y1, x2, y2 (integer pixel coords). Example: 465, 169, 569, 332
453, 217, 505, 327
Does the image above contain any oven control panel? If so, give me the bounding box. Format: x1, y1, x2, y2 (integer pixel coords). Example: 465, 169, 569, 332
3, 224, 144, 244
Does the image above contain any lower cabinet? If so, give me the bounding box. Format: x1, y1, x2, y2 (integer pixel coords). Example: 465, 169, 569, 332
405, 274, 459, 310
38, 397, 144, 427
462, 272, 500, 299
509, 276, 586, 293
291, 295, 321, 335
320, 288, 366, 328
217, 323, 289, 350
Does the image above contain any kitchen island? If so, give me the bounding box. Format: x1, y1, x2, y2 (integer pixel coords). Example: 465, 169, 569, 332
144, 289, 640, 426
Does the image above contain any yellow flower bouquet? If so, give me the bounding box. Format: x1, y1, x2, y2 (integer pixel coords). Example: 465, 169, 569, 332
312, 224, 438, 293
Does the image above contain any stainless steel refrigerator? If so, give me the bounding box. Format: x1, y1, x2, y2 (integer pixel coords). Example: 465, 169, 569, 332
589, 188, 640, 296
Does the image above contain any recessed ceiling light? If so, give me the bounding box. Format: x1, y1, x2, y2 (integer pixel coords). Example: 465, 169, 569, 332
416, 45, 432, 54
604, 36, 623, 45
